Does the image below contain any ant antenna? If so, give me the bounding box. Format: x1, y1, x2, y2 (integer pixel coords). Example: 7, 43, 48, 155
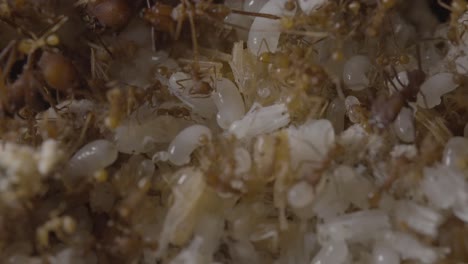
415, 42, 423, 72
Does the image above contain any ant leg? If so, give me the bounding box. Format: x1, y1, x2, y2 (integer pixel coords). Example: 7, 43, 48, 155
2, 44, 17, 81
230, 9, 280, 20
38, 85, 62, 117
185, 3, 199, 64
175, 77, 192, 90
146, 0, 157, 51
437, 0, 452, 10
383, 70, 400, 93
0, 40, 16, 63
69, 113, 93, 154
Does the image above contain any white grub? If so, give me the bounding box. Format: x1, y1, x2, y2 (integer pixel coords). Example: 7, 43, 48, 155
229, 103, 290, 139
332, 165, 373, 209
311, 240, 348, 264
287, 119, 335, 169
338, 123, 368, 150
442, 136, 468, 169
299, 0, 328, 14
164, 125, 212, 166
393, 107, 415, 143
67, 140, 118, 179
247, 0, 296, 55
421, 164, 465, 210
213, 78, 245, 129
317, 210, 390, 243
390, 144, 417, 160
342, 55, 372, 91
417, 72, 458, 109
393, 201, 444, 237
115, 106, 192, 154
313, 176, 350, 220
372, 243, 400, 264
383, 231, 442, 263
168, 72, 217, 118
157, 167, 206, 257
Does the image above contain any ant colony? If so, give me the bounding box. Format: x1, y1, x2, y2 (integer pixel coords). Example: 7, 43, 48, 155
1, 0, 468, 263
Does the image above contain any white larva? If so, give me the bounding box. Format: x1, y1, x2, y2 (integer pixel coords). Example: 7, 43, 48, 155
167, 125, 212, 166
213, 78, 245, 129
342, 55, 372, 91
67, 140, 118, 178
417, 72, 458, 109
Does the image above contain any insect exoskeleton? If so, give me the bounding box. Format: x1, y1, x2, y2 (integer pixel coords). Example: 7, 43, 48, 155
81, 0, 132, 32
38, 51, 79, 93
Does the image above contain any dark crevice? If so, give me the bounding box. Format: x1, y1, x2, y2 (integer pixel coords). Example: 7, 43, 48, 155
428, 0, 452, 23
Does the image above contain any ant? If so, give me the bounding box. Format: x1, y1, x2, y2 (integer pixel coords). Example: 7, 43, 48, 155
77, 0, 132, 33
0, 16, 79, 116
142, 0, 280, 95
369, 46, 427, 130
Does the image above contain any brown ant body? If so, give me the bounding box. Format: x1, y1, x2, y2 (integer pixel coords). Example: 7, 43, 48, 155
0, 17, 80, 116
78, 0, 132, 33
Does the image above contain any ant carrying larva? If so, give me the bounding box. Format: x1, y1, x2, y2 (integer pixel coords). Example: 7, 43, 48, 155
369, 44, 427, 131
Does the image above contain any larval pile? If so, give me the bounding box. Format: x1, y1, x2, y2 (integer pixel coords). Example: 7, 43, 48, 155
0, 0, 468, 263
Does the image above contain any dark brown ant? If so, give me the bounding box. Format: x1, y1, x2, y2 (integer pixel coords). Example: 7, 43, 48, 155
141, 0, 280, 41
78, 0, 132, 33
0, 27, 81, 116
370, 47, 426, 130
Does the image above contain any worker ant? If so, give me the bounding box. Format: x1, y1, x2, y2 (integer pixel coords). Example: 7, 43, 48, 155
0, 16, 81, 116
369, 46, 427, 130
